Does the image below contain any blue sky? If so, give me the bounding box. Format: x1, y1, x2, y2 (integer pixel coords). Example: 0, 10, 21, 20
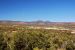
0, 0, 75, 22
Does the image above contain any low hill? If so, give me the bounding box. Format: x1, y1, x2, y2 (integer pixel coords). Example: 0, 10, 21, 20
0, 20, 75, 30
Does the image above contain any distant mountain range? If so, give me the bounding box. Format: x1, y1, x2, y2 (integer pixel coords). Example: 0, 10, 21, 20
0, 20, 75, 30
0, 20, 75, 29
0, 20, 75, 24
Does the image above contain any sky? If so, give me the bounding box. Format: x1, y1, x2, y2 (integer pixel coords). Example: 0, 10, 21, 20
0, 0, 75, 22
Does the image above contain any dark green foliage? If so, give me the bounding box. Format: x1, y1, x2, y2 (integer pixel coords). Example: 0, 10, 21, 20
0, 24, 75, 50
0, 32, 7, 50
